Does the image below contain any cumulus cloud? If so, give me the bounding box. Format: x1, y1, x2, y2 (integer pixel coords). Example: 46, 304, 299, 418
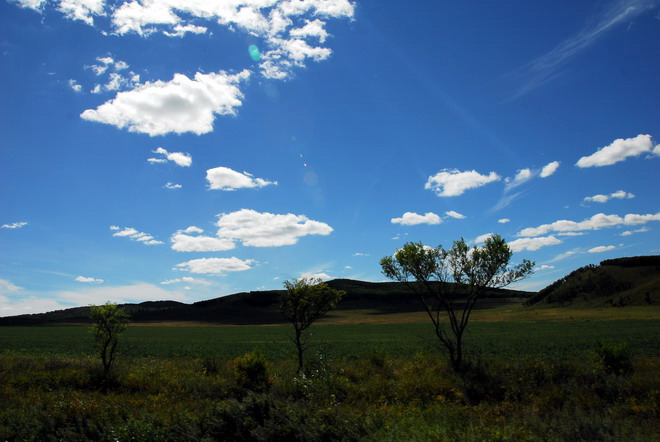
508, 235, 562, 252
75, 275, 104, 283
425, 169, 500, 197
353, 252, 369, 257
584, 190, 635, 203
588, 245, 616, 253
57, 0, 105, 25
164, 182, 182, 189
517, 212, 660, 237
81, 70, 250, 136
540, 161, 560, 178
505, 168, 533, 191
175, 257, 256, 275
498, 218, 510, 224
300, 271, 332, 280
68, 79, 82, 92
620, 227, 649, 236
445, 210, 466, 219
110, 225, 163, 245
215, 209, 332, 247
391, 212, 441, 226
206, 167, 277, 191
148, 147, 192, 167
170, 226, 236, 252
475, 233, 494, 244
576, 134, 655, 167
1, 222, 28, 229
163, 23, 207, 37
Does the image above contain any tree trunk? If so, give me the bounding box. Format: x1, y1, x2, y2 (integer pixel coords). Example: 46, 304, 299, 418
295, 328, 304, 373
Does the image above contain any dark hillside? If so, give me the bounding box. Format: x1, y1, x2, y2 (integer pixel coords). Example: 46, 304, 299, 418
525, 255, 660, 307
0, 279, 532, 325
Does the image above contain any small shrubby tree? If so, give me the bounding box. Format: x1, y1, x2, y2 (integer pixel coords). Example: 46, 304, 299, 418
279, 278, 346, 372
90, 303, 129, 376
380, 235, 533, 370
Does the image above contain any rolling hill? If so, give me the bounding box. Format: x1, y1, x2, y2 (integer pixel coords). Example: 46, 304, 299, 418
0, 279, 531, 326
525, 256, 660, 307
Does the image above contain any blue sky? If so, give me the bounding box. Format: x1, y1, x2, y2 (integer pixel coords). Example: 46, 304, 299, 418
1, 0, 659, 316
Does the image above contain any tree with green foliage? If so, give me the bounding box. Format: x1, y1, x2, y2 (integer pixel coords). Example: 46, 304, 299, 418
279, 278, 346, 372
90, 303, 129, 376
380, 235, 534, 370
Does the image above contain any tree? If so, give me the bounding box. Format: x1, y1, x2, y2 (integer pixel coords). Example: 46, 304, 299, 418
380, 235, 533, 370
279, 278, 346, 372
90, 303, 129, 376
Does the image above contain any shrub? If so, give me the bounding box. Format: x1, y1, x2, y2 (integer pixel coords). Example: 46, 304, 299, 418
233, 350, 271, 392
593, 341, 633, 376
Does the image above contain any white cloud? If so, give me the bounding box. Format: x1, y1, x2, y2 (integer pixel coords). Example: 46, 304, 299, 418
206, 167, 277, 191
391, 212, 441, 226
0, 295, 68, 317
160, 276, 212, 286
148, 147, 192, 167
164, 182, 182, 189
68, 79, 82, 92
584, 190, 635, 203
475, 233, 494, 244
164, 23, 208, 37
353, 252, 369, 257
57, 283, 188, 305
498, 218, 510, 224
216, 209, 333, 247
445, 210, 466, 219
540, 161, 560, 178
619, 227, 649, 236
300, 271, 332, 280
57, 0, 105, 25
75, 275, 104, 283
425, 169, 500, 197
576, 134, 655, 167
518, 212, 660, 237
0, 279, 23, 294
508, 235, 562, 252
557, 232, 585, 237
289, 19, 329, 42
170, 231, 235, 252
1, 222, 28, 229
105, 72, 127, 91
534, 265, 555, 271
175, 257, 255, 275
505, 168, 533, 191
110, 225, 163, 245
588, 245, 616, 253
81, 70, 250, 136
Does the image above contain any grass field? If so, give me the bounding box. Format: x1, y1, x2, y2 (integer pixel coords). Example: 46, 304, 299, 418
2, 318, 659, 360
1, 309, 659, 441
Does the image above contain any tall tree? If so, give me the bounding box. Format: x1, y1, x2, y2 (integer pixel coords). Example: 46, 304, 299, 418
380, 235, 533, 370
90, 303, 129, 376
279, 278, 346, 372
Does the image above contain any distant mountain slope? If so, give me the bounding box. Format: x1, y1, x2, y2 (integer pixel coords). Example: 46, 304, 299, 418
0, 279, 531, 325
525, 256, 660, 307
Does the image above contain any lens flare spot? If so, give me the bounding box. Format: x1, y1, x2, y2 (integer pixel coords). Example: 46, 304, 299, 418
248, 45, 261, 61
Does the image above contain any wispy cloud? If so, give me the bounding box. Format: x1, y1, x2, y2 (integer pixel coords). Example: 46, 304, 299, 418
508, 0, 657, 99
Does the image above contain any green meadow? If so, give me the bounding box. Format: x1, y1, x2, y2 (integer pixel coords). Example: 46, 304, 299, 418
1, 318, 659, 360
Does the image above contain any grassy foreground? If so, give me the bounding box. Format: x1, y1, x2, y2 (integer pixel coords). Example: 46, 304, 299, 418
1, 318, 659, 440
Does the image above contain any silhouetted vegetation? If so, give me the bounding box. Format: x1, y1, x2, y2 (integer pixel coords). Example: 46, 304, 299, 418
381, 236, 533, 369
525, 255, 660, 306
